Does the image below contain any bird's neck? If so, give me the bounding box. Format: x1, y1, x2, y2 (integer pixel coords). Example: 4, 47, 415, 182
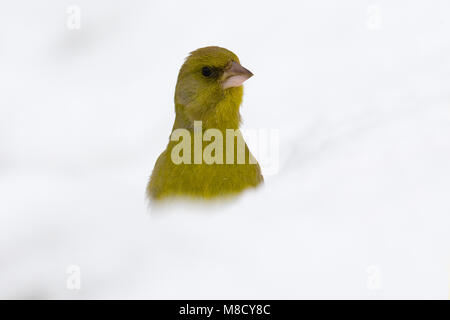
172, 87, 243, 132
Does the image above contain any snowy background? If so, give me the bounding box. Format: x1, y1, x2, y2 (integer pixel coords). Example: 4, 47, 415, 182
1, 0, 450, 299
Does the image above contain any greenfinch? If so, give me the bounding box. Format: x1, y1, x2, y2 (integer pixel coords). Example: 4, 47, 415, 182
147, 46, 263, 200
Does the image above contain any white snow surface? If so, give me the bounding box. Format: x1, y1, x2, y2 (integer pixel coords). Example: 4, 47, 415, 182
0, 0, 449, 299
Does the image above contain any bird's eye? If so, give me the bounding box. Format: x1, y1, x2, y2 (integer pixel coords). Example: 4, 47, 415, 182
201, 66, 213, 77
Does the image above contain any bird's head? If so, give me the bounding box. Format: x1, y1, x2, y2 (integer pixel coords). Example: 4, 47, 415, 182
174, 46, 253, 130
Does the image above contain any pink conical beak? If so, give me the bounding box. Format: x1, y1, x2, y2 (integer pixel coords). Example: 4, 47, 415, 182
222, 61, 253, 89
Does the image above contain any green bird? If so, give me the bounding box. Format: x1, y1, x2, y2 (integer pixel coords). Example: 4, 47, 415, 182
147, 46, 263, 200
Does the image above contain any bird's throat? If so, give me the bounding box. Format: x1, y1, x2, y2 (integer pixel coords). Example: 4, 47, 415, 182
173, 86, 243, 131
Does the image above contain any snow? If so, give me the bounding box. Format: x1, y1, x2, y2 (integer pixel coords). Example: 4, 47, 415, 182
0, 0, 449, 299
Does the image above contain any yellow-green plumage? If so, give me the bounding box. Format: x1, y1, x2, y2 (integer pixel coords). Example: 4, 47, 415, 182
147, 46, 263, 200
